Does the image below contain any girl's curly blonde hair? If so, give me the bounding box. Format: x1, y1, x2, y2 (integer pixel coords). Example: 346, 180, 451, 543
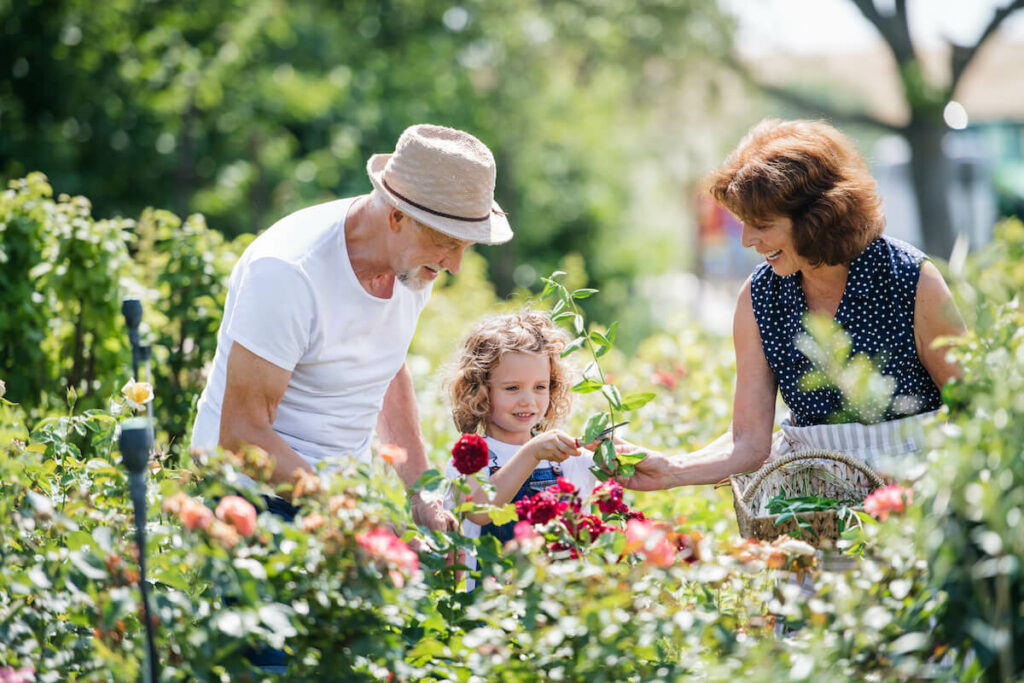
447, 309, 574, 435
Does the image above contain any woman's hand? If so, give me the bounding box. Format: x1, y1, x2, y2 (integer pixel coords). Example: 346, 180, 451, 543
608, 437, 673, 491
614, 445, 675, 491
521, 429, 581, 464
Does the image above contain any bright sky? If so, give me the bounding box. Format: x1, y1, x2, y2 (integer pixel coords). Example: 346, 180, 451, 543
722, 0, 1024, 56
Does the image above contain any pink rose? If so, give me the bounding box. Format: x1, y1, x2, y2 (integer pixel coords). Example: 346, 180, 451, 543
356, 527, 419, 587
513, 520, 540, 542
0, 666, 34, 683
215, 495, 257, 537
864, 485, 912, 521
645, 537, 677, 568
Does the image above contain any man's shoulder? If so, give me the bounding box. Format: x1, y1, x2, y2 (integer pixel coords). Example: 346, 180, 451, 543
248, 196, 356, 263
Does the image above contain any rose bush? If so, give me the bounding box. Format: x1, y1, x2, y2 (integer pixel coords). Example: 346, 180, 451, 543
2, 172, 1023, 681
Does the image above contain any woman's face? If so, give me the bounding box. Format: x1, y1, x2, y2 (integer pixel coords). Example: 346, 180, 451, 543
739, 214, 805, 277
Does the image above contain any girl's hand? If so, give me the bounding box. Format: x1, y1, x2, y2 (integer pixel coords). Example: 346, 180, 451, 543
522, 429, 580, 464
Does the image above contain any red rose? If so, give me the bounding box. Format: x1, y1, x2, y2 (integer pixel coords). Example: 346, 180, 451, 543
593, 479, 624, 515
451, 433, 489, 475
517, 490, 562, 525
555, 477, 577, 494
567, 513, 607, 543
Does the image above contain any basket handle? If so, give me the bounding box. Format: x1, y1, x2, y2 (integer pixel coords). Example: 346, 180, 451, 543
740, 449, 887, 505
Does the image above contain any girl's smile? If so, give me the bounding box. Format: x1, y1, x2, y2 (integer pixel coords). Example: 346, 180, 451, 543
486, 351, 551, 445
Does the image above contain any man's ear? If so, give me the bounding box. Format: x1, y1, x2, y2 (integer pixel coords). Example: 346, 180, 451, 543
387, 207, 406, 233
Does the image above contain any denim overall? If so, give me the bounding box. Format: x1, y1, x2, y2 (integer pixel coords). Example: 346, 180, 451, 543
479, 458, 562, 543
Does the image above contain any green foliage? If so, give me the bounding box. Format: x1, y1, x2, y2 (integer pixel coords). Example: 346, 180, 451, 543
796, 314, 895, 424
129, 209, 252, 451
0, 173, 52, 408
0, 174, 252, 455
0, 173, 132, 417
917, 217, 1024, 680
541, 270, 656, 479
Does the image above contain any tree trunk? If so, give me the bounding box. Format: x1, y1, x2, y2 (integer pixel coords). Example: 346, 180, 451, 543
904, 118, 956, 259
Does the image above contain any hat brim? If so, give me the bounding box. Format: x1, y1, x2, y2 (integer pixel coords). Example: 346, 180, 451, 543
367, 153, 513, 245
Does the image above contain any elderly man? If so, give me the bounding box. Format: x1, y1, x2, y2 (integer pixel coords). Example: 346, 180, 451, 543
191, 124, 512, 531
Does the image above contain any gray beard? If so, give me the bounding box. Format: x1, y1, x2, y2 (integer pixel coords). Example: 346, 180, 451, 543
396, 269, 431, 291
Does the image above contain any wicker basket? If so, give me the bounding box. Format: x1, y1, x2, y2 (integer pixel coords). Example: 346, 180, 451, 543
730, 450, 886, 549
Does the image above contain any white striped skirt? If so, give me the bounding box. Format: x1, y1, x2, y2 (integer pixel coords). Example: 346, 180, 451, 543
773, 410, 937, 469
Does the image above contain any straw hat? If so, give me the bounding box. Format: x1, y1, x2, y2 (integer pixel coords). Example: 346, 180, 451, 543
367, 124, 513, 245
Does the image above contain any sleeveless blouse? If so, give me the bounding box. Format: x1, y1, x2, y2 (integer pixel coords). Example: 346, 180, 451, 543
750, 235, 942, 427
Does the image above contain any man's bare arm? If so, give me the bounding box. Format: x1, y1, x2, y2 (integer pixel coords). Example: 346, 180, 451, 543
376, 363, 430, 488
376, 363, 457, 532
219, 342, 312, 493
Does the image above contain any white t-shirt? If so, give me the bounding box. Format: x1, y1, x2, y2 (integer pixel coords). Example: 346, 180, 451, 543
445, 435, 597, 588
191, 196, 431, 467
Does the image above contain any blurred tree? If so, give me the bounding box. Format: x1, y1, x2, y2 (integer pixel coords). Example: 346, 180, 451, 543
0, 0, 733, 298
731, 0, 1024, 259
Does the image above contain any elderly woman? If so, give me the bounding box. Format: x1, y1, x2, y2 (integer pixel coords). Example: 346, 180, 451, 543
622, 118, 966, 489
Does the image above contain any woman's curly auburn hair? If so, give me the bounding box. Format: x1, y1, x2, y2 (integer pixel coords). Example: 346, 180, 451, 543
707, 118, 885, 266
447, 310, 574, 436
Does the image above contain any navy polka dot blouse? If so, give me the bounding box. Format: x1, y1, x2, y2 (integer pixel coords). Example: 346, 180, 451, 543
750, 235, 942, 426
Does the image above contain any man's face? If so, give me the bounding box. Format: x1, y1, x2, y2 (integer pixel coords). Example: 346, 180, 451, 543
394, 216, 473, 290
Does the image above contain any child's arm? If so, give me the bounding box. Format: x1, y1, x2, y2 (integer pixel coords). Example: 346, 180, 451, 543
462, 430, 579, 526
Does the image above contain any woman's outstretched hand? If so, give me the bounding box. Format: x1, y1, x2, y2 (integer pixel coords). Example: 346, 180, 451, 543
611, 438, 674, 491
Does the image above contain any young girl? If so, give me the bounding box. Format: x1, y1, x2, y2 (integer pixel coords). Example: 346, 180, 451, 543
445, 310, 598, 554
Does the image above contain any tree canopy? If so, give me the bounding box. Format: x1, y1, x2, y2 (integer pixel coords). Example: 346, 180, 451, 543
1, 0, 734, 294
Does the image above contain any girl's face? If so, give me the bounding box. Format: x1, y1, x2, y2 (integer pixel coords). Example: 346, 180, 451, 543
485, 351, 551, 445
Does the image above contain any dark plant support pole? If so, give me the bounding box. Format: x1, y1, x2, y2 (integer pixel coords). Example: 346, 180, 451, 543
122, 299, 143, 382
122, 298, 154, 418
120, 418, 160, 683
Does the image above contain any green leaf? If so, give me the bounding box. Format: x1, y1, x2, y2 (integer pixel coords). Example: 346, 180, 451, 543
582, 413, 610, 443
70, 552, 107, 581
561, 336, 586, 357
616, 450, 647, 466
571, 313, 585, 335
606, 321, 619, 345
571, 379, 603, 394
571, 288, 599, 299
600, 384, 622, 410
551, 298, 566, 316
620, 392, 656, 411
486, 504, 519, 526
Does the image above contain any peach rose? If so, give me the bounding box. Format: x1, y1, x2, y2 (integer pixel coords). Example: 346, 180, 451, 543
379, 443, 408, 465
209, 519, 240, 549
180, 497, 214, 530
301, 512, 325, 533
215, 495, 257, 537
